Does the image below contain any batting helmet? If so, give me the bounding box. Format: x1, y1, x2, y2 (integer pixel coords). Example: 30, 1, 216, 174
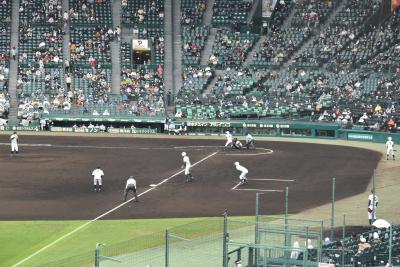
181, 152, 186, 157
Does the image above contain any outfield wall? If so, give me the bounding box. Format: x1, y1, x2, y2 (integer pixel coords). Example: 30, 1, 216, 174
2, 119, 399, 143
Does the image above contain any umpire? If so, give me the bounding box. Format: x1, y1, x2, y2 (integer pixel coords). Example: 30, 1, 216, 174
123, 176, 139, 202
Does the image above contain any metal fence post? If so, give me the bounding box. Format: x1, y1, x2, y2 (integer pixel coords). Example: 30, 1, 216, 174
95, 244, 100, 267
342, 214, 346, 267
255, 193, 260, 264
330, 177, 336, 241
165, 229, 169, 267
284, 187, 290, 262
372, 170, 376, 227
223, 210, 228, 267
95, 243, 107, 267
285, 187, 289, 225
389, 224, 393, 266
342, 214, 346, 240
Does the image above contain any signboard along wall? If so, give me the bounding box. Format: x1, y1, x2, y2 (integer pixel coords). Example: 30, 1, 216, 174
132, 39, 151, 64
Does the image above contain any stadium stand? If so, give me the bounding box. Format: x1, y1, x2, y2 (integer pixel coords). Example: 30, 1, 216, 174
1, 0, 398, 133
19, 0, 62, 25
295, 0, 383, 68
122, 0, 165, 65
320, 225, 400, 266
212, 0, 251, 28
209, 29, 258, 67
0, 0, 10, 119
69, 0, 112, 26
17, 0, 64, 123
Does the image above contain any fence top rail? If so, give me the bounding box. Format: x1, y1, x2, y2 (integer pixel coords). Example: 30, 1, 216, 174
257, 228, 322, 237
228, 219, 323, 233
227, 241, 308, 251
259, 215, 325, 225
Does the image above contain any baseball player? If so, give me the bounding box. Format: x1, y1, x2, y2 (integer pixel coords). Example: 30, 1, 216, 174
225, 131, 233, 148
10, 132, 19, 154
386, 136, 395, 160
232, 138, 243, 149
245, 133, 255, 149
92, 167, 104, 192
368, 190, 378, 225
123, 176, 139, 202
181, 152, 194, 182
235, 161, 248, 185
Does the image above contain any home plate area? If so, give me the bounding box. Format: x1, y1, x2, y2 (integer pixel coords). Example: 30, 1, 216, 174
231, 178, 295, 193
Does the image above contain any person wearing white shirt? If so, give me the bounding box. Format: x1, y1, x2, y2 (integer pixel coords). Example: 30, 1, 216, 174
181, 152, 194, 182
10, 132, 18, 154
245, 133, 255, 149
235, 162, 248, 185
368, 190, 379, 225
225, 131, 233, 148
92, 167, 104, 192
123, 176, 139, 202
386, 136, 395, 160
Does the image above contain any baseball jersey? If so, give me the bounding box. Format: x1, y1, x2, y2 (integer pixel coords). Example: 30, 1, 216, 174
246, 134, 253, 143
126, 178, 137, 188
368, 194, 378, 208
236, 164, 248, 173
10, 134, 18, 143
386, 140, 394, 149
183, 156, 191, 167
226, 133, 232, 141
92, 169, 104, 179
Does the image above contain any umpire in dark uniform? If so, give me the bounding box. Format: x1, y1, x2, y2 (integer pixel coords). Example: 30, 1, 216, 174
123, 176, 139, 202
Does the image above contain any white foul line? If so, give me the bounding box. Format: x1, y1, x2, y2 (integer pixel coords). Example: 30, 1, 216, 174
11, 151, 218, 267
232, 182, 241, 190
247, 178, 294, 182
234, 188, 284, 192
0, 142, 52, 147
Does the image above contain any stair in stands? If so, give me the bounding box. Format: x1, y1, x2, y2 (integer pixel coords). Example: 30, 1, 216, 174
283, 0, 348, 69
172, 0, 182, 98
200, 28, 217, 66
163, 0, 174, 103
7, 0, 20, 121
62, 0, 70, 88
199, 0, 215, 66
247, 0, 260, 24
203, 0, 215, 26
202, 69, 222, 98
111, 0, 121, 95
244, 35, 266, 65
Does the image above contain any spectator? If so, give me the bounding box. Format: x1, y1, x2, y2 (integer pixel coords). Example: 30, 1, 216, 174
356, 237, 370, 255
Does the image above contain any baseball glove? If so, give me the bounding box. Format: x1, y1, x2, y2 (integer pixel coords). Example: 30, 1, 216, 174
368, 207, 372, 212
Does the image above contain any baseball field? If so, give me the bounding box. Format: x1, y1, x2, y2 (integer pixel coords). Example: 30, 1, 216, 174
0, 133, 398, 267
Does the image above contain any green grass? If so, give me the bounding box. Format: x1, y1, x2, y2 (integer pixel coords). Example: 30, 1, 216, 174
1, 217, 253, 267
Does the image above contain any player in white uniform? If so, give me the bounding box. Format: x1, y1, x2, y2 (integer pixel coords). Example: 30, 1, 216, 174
235, 161, 248, 185
10, 132, 18, 154
368, 190, 378, 225
92, 167, 104, 192
386, 136, 395, 160
123, 176, 139, 202
225, 131, 233, 148
181, 152, 194, 182
245, 133, 255, 149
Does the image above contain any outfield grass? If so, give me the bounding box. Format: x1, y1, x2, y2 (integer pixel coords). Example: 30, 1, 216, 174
1, 217, 252, 267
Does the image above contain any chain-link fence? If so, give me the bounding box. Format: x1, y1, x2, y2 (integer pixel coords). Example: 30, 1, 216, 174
166, 218, 224, 267
94, 218, 224, 267
97, 231, 165, 267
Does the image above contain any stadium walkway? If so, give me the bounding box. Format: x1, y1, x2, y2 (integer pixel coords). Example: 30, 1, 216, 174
8, 0, 20, 120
